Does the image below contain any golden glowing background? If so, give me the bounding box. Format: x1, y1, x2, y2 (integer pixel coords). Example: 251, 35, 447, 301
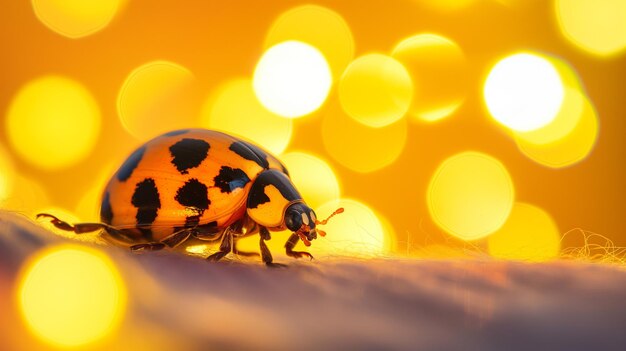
1, 1, 626, 349
1, 1, 625, 261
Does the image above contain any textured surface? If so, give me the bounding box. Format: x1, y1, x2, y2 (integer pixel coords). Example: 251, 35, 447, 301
1, 210, 625, 351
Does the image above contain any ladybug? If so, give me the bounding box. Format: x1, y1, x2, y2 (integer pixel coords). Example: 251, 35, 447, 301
38, 129, 342, 267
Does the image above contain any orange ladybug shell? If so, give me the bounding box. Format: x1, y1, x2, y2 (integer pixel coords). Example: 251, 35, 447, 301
100, 129, 288, 240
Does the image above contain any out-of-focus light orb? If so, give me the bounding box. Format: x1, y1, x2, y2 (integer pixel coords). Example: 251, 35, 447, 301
0, 176, 49, 215
516, 93, 599, 168
376, 212, 397, 253
118, 61, 200, 141
338, 54, 413, 127
484, 53, 564, 132
6, 75, 101, 170
321, 104, 407, 173
555, 0, 626, 56
264, 5, 354, 79
253, 41, 332, 118
415, 0, 475, 11
548, 55, 584, 90
515, 87, 584, 145
313, 198, 387, 257
392, 33, 468, 122
427, 151, 515, 241
201, 79, 292, 155
488, 203, 560, 261
280, 152, 340, 209
0, 145, 15, 204
32, 0, 121, 38
75, 164, 115, 222
18, 245, 126, 347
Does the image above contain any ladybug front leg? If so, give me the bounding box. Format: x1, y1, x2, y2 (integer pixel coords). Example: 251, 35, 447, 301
259, 227, 286, 268
285, 233, 314, 260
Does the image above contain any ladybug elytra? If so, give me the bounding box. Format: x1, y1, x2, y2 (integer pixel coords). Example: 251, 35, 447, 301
38, 129, 342, 266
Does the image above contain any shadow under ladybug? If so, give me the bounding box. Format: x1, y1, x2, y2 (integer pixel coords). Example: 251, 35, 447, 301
38, 129, 342, 267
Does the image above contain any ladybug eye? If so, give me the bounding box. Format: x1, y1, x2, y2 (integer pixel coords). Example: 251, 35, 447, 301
285, 210, 302, 231
301, 212, 309, 226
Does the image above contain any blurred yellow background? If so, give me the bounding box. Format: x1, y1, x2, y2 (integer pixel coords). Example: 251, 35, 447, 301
1, 1, 626, 349
1, 0, 625, 260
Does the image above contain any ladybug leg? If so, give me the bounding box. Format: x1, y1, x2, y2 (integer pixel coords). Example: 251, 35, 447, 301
130, 243, 166, 251
191, 222, 222, 241
131, 227, 194, 252
285, 233, 314, 260
36, 213, 134, 242
206, 229, 233, 262
259, 227, 286, 268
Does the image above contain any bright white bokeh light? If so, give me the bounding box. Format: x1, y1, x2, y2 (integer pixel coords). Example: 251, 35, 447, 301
484, 53, 565, 132
253, 40, 332, 118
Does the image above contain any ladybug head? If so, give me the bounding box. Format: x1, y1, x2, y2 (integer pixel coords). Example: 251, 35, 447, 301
285, 202, 318, 242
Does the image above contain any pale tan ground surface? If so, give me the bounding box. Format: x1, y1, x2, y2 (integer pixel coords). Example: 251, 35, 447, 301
1, 210, 625, 351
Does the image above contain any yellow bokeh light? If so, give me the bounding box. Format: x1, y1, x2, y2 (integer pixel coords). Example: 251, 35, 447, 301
484, 53, 564, 132
6, 75, 101, 170
514, 87, 585, 145
516, 92, 599, 168
488, 202, 561, 261
32, 0, 122, 38
75, 163, 116, 222
321, 103, 408, 173
392, 33, 468, 122
280, 152, 340, 209
253, 40, 332, 118
201, 78, 293, 155
17, 245, 126, 347
118, 60, 201, 141
548, 55, 584, 91
415, 0, 476, 11
0, 175, 49, 216
0, 145, 16, 204
264, 5, 354, 79
338, 53, 413, 127
312, 198, 387, 257
427, 151, 515, 241
555, 0, 626, 56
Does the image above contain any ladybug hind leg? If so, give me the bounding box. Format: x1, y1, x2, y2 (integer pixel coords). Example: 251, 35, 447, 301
36, 213, 134, 243
130, 226, 194, 252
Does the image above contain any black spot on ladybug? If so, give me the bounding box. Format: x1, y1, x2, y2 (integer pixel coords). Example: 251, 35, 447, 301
247, 169, 301, 209
229, 141, 269, 169
100, 191, 113, 224
184, 215, 201, 228
169, 138, 210, 174
280, 162, 290, 176
117, 146, 146, 181
131, 178, 161, 226
162, 129, 190, 137
138, 227, 154, 241
175, 179, 210, 217
213, 166, 250, 193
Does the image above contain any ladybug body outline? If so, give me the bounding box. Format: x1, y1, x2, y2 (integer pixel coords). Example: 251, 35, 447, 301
38, 129, 331, 265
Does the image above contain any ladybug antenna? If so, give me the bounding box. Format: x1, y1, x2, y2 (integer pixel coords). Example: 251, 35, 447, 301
315, 207, 344, 226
